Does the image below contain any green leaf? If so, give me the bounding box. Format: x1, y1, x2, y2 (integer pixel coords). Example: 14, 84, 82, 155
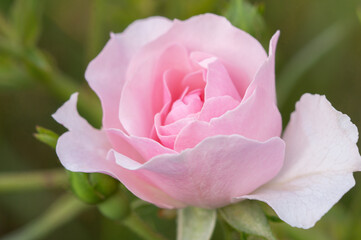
10, 0, 44, 46
219, 200, 276, 240
177, 207, 216, 240
34, 126, 59, 149
223, 0, 265, 37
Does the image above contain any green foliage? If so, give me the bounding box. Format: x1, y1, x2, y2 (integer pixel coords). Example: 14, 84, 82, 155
68, 172, 119, 204
34, 126, 59, 149
10, 0, 44, 46
219, 201, 275, 240
98, 191, 131, 221
223, 0, 265, 37
177, 207, 216, 240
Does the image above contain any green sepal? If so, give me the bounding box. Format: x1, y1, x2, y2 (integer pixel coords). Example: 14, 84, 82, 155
34, 126, 59, 149
177, 207, 216, 240
98, 191, 131, 221
68, 171, 118, 204
219, 200, 276, 240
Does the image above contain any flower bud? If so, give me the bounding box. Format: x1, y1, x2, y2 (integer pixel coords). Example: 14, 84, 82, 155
68, 171, 118, 204
98, 191, 130, 221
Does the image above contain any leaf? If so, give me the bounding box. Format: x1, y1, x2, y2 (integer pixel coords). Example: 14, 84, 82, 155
10, 0, 44, 46
223, 0, 265, 37
219, 200, 276, 240
177, 207, 216, 240
34, 126, 59, 149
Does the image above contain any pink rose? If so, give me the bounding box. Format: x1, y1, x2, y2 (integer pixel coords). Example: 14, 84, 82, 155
53, 14, 361, 228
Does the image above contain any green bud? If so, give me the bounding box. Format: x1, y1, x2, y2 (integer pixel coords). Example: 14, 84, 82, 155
98, 191, 130, 221
34, 126, 59, 149
68, 171, 118, 204
89, 173, 119, 197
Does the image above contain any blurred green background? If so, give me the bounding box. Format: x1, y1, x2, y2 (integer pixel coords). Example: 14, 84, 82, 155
0, 0, 361, 239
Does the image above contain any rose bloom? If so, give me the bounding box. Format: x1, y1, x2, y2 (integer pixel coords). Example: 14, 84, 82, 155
53, 14, 361, 228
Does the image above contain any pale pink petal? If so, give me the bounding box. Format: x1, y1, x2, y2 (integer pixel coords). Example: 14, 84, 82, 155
199, 96, 240, 122
113, 135, 285, 208
241, 94, 361, 228
175, 88, 281, 151
53, 94, 183, 208
107, 151, 186, 208
85, 17, 172, 130
106, 128, 176, 162
162, 14, 268, 95
52, 93, 113, 172
119, 44, 192, 138
162, 69, 185, 107
181, 70, 206, 92
196, 56, 241, 101
243, 31, 279, 102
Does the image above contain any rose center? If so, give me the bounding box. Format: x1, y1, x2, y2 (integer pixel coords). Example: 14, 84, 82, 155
164, 88, 204, 125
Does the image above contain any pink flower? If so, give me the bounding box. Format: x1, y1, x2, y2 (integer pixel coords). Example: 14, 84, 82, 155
53, 14, 361, 228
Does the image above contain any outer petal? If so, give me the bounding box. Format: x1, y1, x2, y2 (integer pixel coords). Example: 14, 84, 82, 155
106, 128, 176, 162
243, 31, 279, 102
53, 94, 183, 208
119, 44, 192, 137
52, 93, 112, 172
113, 135, 285, 208
241, 94, 361, 228
85, 16, 172, 130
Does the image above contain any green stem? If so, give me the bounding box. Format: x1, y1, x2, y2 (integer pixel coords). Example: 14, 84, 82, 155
0, 169, 67, 193
2, 193, 89, 240
122, 212, 168, 240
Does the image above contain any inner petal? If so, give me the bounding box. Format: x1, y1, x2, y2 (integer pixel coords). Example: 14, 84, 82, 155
191, 52, 242, 101
165, 88, 203, 125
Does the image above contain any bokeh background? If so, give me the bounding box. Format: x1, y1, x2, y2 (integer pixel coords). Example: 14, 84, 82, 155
1, 0, 361, 239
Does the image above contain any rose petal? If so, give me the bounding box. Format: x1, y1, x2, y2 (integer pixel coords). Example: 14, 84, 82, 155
53, 94, 183, 208
119, 44, 192, 137
106, 128, 176, 162
243, 31, 279, 102
174, 87, 281, 151
199, 96, 240, 122
85, 16, 173, 130
113, 135, 285, 208
52, 93, 113, 172
241, 94, 361, 228
195, 56, 241, 101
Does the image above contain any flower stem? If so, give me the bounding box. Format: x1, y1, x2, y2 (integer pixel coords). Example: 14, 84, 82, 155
1, 193, 89, 240
0, 169, 67, 193
122, 212, 168, 240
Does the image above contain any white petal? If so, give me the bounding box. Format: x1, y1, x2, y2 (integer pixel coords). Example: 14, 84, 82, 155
241, 93, 361, 228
